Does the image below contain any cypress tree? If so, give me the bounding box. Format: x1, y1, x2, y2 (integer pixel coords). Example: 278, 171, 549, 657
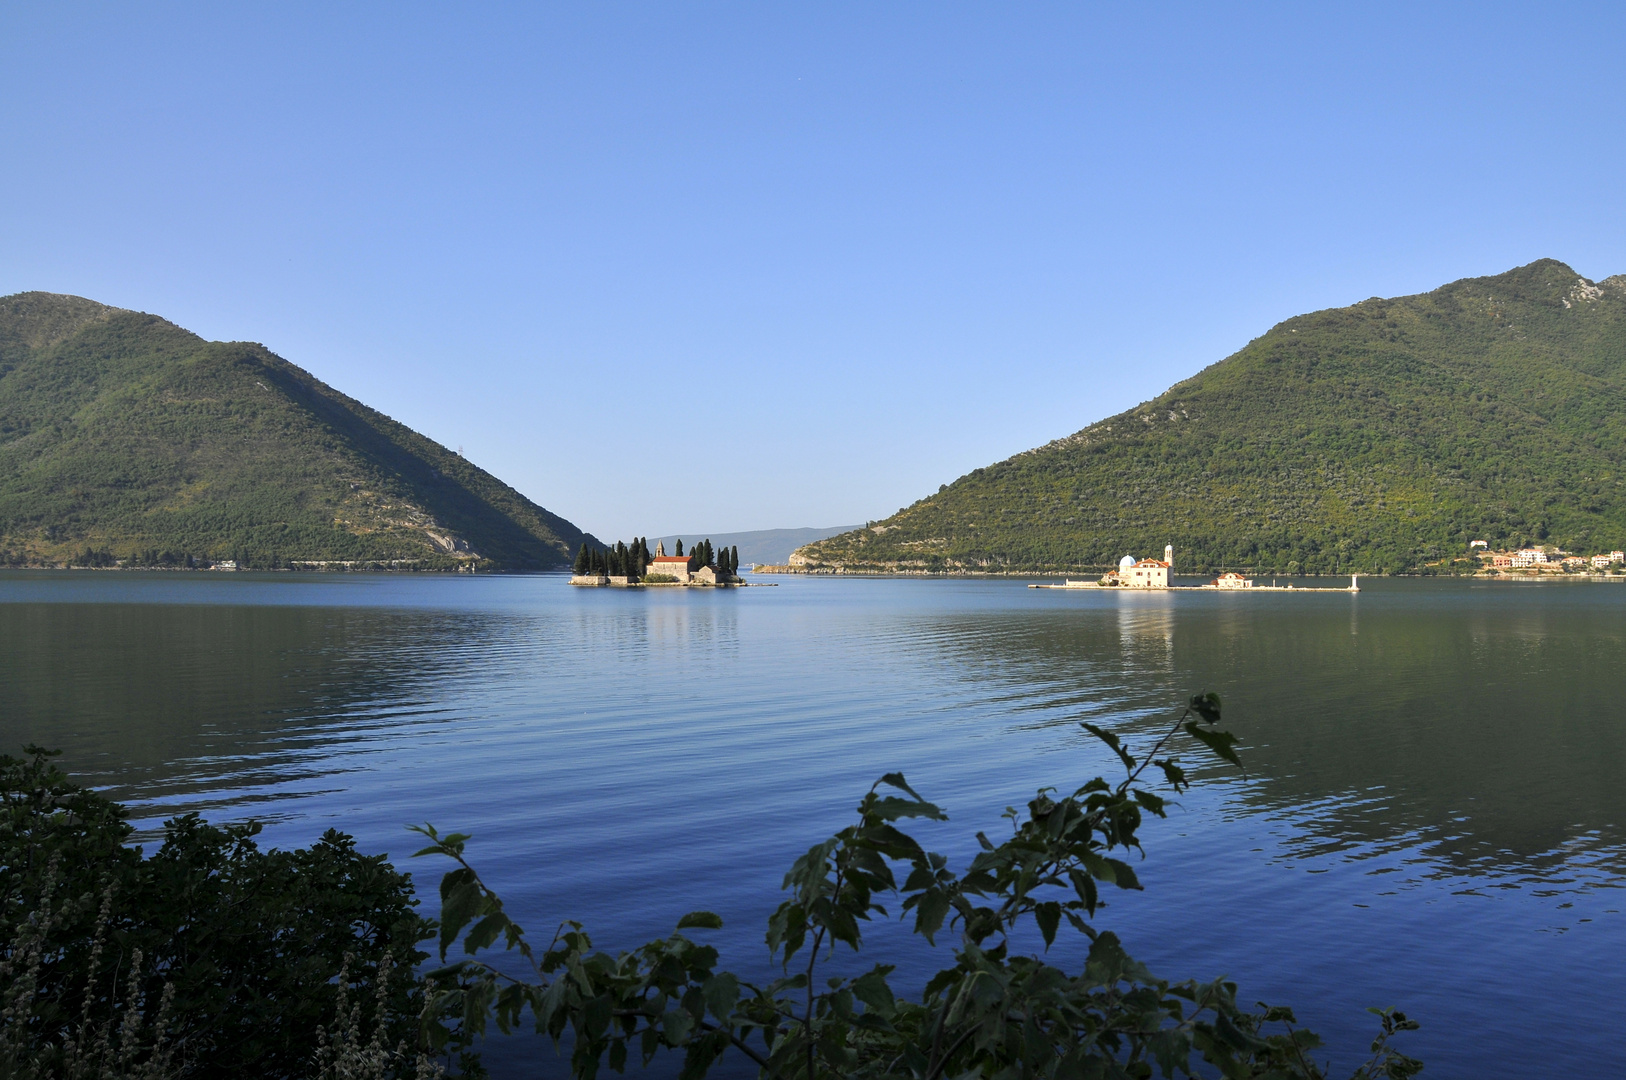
573, 543, 589, 574
730, 546, 739, 573
675, 539, 684, 557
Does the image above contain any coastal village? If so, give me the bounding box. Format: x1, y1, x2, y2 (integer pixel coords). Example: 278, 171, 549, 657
1468, 541, 1625, 575
569, 537, 748, 586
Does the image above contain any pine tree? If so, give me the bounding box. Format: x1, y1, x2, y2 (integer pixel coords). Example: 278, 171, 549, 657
573, 543, 589, 574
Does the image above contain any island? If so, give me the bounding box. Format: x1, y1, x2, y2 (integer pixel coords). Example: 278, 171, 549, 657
569, 537, 750, 587
1029, 546, 1360, 592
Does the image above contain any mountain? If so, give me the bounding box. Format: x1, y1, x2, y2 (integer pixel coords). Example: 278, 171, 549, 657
650, 526, 860, 568
0, 292, 595, 570
793, 259, 1626, 575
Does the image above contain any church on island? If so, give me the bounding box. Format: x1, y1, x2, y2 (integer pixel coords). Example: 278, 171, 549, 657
570, 537, 744, 587
1112, 546, 1175, 588
1032, 544, 1358, 592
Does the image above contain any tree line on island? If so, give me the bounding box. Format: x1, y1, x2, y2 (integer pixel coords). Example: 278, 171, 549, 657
573, 537, 740, 580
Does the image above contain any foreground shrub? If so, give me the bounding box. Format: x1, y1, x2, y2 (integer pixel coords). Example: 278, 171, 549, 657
414, 695, 1421, 1078
4, 694, 1422, 1078
0, 748, 431, 1079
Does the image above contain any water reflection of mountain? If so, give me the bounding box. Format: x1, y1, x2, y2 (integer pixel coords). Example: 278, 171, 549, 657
893, 584, 1626, 885
0, 602, 527, 823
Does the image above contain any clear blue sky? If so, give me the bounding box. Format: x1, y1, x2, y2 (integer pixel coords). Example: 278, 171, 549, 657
3, 4, 1623, 541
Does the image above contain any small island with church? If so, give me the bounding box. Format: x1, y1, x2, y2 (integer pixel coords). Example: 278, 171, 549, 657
1029, 545, 1360, 592
569, 537, 750, 586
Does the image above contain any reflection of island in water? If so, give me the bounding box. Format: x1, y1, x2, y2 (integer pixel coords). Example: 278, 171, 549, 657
886, 581, 1626, 890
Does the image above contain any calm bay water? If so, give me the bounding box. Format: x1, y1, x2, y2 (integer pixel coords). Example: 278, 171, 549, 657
3, 570, 1624, 1077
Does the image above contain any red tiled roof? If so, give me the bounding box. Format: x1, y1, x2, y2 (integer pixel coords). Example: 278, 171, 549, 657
652, 555, 689, 564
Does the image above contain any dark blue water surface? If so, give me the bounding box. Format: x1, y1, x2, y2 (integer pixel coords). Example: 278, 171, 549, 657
3, 570, 1624, 1077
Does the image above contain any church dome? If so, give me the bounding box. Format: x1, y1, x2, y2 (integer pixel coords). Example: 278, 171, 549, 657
1118, 555, 1137, 572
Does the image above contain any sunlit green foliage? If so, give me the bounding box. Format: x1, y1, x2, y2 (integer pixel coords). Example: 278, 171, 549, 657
798, 260, 1626, 575
0, 292, 591, 570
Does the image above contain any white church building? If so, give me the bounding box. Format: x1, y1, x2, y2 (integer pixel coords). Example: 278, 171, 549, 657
1114, 545, 1173, 588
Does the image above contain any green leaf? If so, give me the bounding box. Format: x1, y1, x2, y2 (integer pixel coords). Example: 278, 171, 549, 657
1131, 788, 1168, 816
661, 1008, 693, 1046
877, 772, 929, 802
1156, 758, 1189, 791
701, 972, 738, 1022
912, 888, 951, 944
464, 911, 510, 954
1082, 722, 1136, 772
852, 967, 897, 1017
438, 878, 484, 959
1034, 900, 1061, 949
675, 910, 724, 930
1183, 720, 1244, 768
1103, 858, 1143, 891
1189, 691, 1223, 723
869, 795, 948, 822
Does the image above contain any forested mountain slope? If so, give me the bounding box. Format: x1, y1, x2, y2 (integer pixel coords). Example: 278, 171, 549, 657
0, 292, 593, 569
795, 259, 1626, 575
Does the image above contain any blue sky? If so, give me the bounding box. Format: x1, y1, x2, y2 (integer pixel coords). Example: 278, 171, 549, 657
3, 4, 1623, 541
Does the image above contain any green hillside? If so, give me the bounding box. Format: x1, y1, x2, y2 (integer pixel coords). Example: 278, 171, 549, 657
795, 259, 1626, 575
0, 292, 594, 570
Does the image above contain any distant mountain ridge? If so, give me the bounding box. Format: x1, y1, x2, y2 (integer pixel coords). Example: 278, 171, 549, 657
795, 259, 1626, 575
649, 525, 860, 568
0, 292, 594, 569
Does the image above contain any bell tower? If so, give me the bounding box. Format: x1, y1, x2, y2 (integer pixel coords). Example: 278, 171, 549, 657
1164, 544, 1174, 567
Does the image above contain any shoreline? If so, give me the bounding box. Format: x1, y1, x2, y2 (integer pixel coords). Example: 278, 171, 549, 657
752, 566, 1626, 582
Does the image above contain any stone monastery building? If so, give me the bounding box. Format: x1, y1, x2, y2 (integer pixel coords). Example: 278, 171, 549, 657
645, 542, 729, 584
1115, 545, 1174, 588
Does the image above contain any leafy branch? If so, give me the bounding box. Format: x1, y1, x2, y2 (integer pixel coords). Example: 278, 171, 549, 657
416, 694, 1423, 1079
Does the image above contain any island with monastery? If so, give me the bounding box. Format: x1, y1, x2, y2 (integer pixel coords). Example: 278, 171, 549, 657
569, 537, 750, 586
1029, 545, 1361, 592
